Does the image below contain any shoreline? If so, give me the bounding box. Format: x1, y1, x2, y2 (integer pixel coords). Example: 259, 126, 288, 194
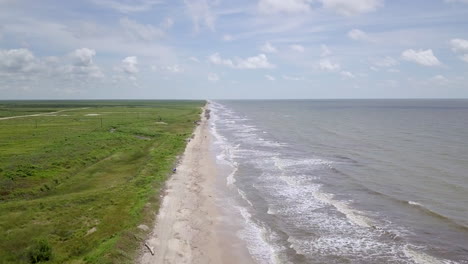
139, 105, 254, 264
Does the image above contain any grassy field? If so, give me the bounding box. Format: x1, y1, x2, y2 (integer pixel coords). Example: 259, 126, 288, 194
0, 100, 204, 263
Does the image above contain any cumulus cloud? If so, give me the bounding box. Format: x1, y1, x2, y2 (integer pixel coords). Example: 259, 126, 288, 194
71, 48, 95, 66
237, 54, 275, 69
321, 44, 332, 57
290, 44, 305, 52
265, 74, 276, 81
450, 38, 468, 53
348, 29, 371, 41
207, 72, 219, 81
209, 53, 235, 67
0, 48, 38, 74
372, 56, 399, 67
319, 58, 341, 71
319, 0, 383, 16
184, 0, 217, 32
260, 42, 278, 53
258, 0, 312, 14
401, 49, 441, 66
450, 38, 468, 62
209, 53, 275, 69
67, 48, 103, 78
120, 56, 139, 73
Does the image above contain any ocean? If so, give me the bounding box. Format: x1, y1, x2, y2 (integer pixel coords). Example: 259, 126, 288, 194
209, 100, 468, 264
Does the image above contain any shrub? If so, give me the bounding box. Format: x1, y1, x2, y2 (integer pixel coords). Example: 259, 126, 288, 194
27, 238, 53, 263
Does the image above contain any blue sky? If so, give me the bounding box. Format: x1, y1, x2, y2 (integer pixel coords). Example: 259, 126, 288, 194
1, 0, 468, 99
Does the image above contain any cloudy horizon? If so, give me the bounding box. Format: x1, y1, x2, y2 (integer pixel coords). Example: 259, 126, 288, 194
1, 0, 468, 99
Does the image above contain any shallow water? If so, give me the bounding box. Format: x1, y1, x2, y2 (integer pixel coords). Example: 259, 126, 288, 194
210, 100, 468, 264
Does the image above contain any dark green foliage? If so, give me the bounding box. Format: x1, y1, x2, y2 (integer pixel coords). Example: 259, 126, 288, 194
28, 238, 53, 263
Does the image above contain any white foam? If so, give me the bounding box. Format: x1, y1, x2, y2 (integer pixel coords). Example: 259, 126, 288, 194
226, 163, 238, 185
408, 201, 423, 207
404, 246, 456, 264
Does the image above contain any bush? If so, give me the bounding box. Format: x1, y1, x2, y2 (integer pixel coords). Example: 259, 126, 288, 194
28, 238, 53, 263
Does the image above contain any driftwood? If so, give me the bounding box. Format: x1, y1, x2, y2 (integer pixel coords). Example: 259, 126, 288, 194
145, 242, 155, 255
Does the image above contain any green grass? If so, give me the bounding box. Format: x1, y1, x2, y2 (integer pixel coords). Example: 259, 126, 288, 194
0, 100, 204, 263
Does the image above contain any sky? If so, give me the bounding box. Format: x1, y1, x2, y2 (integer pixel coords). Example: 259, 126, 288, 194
1, 0, 468, 99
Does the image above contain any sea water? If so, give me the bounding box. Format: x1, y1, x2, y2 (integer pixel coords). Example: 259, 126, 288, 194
209, 100, 468, 264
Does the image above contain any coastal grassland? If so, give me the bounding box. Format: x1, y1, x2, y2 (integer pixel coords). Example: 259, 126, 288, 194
0, 100, 204, 263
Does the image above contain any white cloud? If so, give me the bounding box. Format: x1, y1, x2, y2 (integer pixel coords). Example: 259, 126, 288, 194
340, 71, 355, 78
91, 0, 163, 13
348, 29, 371, 41
450, 38, 468, 53
0, 47, 104, 84
260, 42, 277, 53
282, 75, 304, 81
450, 38, 468, 62
209, 53, 275, 69
372, 56, 399, 67
0, 48, 38, 74
265, 74, 276, 81
290, 44, 305, 52
184, 0, 216, 32
319, 0, 383, 16
207, 72, 219, 81
237, 54, 275, 69
258, 0, 312, 14
189, 56, 200, 62
67, 48, 103, 78
71, 48, 96, 66
120, 56, 139, 73
401, 49, 441, 66
153, 64, 184, 73
319, 58, 341, 71
209, 53, 235, 67
120, 17, 165, 41
430, 74, 449, 85
321, 44, 332, 57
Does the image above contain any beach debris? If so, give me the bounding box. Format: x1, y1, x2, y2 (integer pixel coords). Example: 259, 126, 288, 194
172, 168, 177, 173
145, 242, 155, 255
137, 224, 149, 231
86, 227, 97, 236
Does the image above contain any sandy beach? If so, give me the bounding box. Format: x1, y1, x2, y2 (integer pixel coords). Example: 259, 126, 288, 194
139, 106, 253, 264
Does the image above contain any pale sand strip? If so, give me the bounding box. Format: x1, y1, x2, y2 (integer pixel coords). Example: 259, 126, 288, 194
139, 106, 252, 264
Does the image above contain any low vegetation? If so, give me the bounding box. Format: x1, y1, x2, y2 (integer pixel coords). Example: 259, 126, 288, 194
0, 100, 204, 263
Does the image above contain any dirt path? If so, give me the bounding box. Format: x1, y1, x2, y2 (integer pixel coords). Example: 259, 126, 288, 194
0, 107, 90, 121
